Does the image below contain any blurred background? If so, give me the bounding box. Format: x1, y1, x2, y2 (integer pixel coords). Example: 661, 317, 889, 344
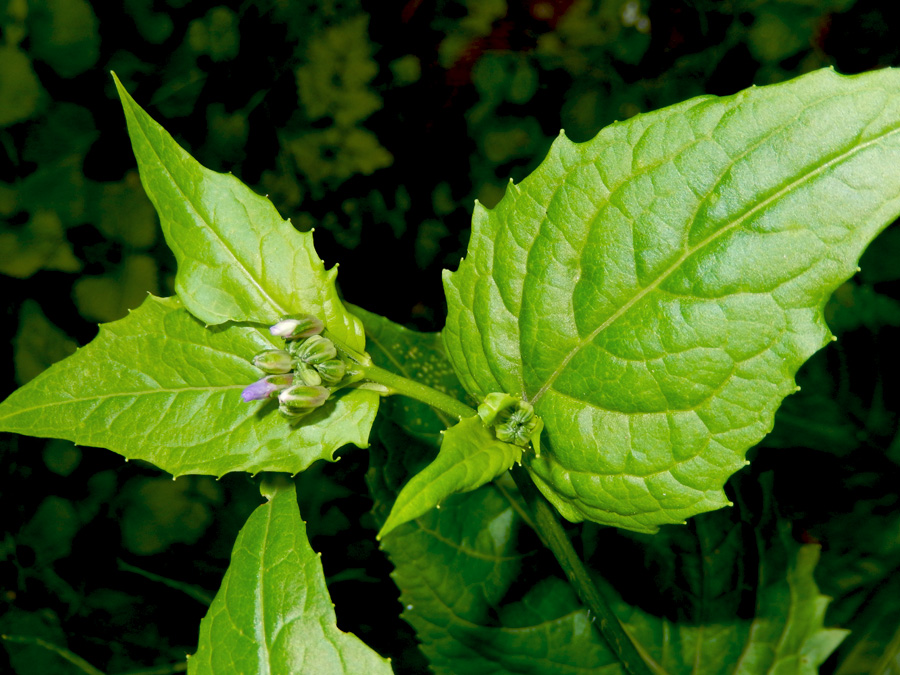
2, 1, 900, 672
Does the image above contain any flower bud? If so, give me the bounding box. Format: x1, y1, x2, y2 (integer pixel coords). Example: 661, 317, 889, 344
269, 314, 324, 340
241, 373, 293, 402
251, 349, 293, 374
315, 358, 346, 385
478, 392, 520, 426
295, 335, 337, 365
278, 384, 329, 411
294, 363, 323, 386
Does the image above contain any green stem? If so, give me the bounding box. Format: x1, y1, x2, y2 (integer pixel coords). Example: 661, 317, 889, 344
0, 635, 106, 675
360, 364, 476, 420
509, 465, 658, 675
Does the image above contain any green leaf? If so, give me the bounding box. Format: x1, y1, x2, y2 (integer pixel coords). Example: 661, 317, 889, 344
0, 45, 42, 127
378, 415, 522, 540
0, 295, 378, 477
370, 430, 846, 674
13, 300, 77, 385
0, 209, 82, 279
112, 74, 366, 358
28, 0, 100, 78
188, 481, 393, 675
443, 67, 900, 533
832, 573, 900, 675
0, 609, 102, 675
72, 254, 160, 323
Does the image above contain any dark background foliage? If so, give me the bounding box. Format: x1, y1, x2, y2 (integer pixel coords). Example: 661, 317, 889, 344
2, 1, 900, 672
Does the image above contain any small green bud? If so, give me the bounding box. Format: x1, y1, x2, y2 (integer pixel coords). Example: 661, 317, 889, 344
315, 358, 346, 385
295, 335, 337, 365
252, 349, 293, 374
269, 315, 324, 340
278, 384, 329, 412
294, 363, 323, 386
478, 392, 542, 455
478, 392, 520, 426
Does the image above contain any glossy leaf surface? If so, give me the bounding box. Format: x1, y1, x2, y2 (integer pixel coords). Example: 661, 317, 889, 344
443, 67, 900, 532
0, 296, 378, 477
188, 481, 393, 675
113, 75, 366, 356
378, 415, 522, 540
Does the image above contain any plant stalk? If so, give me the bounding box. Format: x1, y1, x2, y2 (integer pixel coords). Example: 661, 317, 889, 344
509, 465, 657, 675
360, 364, 476, 420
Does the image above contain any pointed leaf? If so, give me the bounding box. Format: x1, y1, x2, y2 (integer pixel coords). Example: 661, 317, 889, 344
378, 415, 522, 540
112, 74, 365, 356
0, 296, 378, 477
188, 481, 393, 675
443, 67, 900, 532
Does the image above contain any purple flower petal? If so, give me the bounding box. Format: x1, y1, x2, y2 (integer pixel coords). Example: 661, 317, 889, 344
241, 377, 275, 402
241, 374, 293, 402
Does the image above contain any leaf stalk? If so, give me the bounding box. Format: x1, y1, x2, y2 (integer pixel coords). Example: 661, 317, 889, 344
359, 364, 476, 420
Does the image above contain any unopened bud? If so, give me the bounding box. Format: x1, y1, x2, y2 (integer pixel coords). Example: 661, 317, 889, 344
252, 349, 293, 374
241, 373, 293, 402
478, 392, 543, 455
278, 384, 329, 411
295, 335, 337, 365
294, 363, 323, 386
269, 315, 324, 340
478, 392, 520, 426
315, 359, 346, 385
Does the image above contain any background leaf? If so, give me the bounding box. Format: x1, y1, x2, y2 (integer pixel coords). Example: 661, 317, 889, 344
113, 75, 367, 357
443, 67, 900, 533
188, 480, 393, 675
0, 295, 378, 477
370, 421, 846, 674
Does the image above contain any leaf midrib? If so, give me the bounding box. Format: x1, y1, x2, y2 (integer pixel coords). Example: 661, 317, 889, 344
530, 122, 900, 405
256, 499, 274, 675
0, 384, 245, 421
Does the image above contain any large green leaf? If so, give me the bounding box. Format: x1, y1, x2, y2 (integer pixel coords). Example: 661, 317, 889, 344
369, 427, 846, 674
188, 481, 393, 675
378, 415, 522, 540
443, 67, 900, 533
112, 75, 365, 357
0, 296, 378, 477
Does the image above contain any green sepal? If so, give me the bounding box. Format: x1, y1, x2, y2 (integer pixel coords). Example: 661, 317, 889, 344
477, 392, 519, 426
295, 335, 338, 365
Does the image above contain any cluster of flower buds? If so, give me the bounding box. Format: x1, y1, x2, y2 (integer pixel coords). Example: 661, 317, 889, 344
477, 392, 543, 456
241, 314, 348, 421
